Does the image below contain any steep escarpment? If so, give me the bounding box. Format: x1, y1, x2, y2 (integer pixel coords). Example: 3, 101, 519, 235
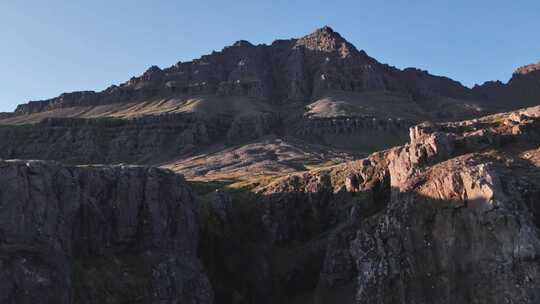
346, 106, 540, 303
196, 105, 540, 303
343, 106, 540, 303
0, 114, 213, 164
0, 161, 212, 304
293, 115, 412, 152
349, 153, 540, 303
1, 107, 539, 304
0, 112, 280, 164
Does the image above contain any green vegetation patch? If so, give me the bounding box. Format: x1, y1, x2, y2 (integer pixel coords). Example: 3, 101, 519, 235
72, 254, 152, 304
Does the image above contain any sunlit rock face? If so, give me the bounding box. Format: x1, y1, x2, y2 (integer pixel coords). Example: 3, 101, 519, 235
1, 104, 540, 304
346, 106, 540, 304
249, 106, 540, 303
514, 61, 540, 76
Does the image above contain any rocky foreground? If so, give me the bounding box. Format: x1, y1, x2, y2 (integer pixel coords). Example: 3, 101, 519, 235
0, 162, 212, 304
237, 105, 540, 303
1, 105, 539, 303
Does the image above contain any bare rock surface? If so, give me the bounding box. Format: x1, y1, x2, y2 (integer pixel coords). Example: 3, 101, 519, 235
0, 160, 212, 304
219, 105, 540, 303
1, 105, 539, 304
0, 112, 280, 164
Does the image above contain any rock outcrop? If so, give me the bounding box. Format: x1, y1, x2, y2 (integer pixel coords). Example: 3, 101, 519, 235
343, 106, 540, 303
0, 112, 282, 164
346, 108, 540, 303
349, 152, 540, 303
212, 105, 540, 303
0, 160, 212, 304
1, 106, 539, 304
0, 114, 213, 164
295, 116, 412, 136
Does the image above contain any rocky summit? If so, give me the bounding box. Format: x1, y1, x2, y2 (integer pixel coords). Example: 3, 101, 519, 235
0, 27, 540, 304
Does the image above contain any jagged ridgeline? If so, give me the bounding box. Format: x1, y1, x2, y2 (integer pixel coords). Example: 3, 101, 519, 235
2, 26, 539, 163
1, 26, 540, 304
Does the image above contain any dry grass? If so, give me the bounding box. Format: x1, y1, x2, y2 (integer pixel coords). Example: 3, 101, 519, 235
161, 136, 357, 191
0, 94, 275, 125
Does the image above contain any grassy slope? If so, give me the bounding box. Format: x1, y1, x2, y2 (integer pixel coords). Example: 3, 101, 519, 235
0, 94, 275, 124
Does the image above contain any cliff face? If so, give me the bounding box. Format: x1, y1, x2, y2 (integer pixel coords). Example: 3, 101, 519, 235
348, 154, 540, 303
1, 106, 539, 304
0, 115, 212, 164
0, 161, 212, 304
293, 115, 413, 152
202, 105, 540, 303
348, 106, 540, 303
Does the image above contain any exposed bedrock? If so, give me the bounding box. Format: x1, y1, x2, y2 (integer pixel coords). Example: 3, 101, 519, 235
204, 105, 540, 303
295, 116, 413, 136
226, 111, 281, 143
349, 155, 540, 304
345, 106, 540, 303
1, 106, 539, 304
0, 111, 281, 164
290, 116, 412, 152
0, 160, 212, 304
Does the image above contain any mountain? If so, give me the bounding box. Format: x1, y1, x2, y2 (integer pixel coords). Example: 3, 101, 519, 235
1, 26, 540, 304
0, 26, 537, 187
472, 61, 540, 107
6, 26, 476, 116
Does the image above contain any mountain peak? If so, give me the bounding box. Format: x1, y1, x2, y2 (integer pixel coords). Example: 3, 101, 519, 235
295, 26, 356, 55
231, 40, 254, 47
302, 25, 344, 41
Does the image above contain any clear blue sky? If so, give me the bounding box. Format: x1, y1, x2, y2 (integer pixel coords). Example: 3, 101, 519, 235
1, 0, 539, 112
